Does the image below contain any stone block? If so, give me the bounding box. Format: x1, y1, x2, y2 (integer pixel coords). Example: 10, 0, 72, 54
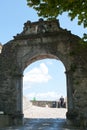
0, 114, 9, 127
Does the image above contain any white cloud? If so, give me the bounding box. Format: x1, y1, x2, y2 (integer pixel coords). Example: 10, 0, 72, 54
40, 63, 48, 74
23, 84, 31, 90
46, 60, 53, 65
26, 91, 62, 101
23, 63, 52, 84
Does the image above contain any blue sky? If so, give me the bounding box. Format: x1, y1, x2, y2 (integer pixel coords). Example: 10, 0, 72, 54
0, 0, 87, 101
23, 59, 66, 101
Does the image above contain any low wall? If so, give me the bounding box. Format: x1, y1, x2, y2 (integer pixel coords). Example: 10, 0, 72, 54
0, 113, 24, 128
31, 100, 66, 108
0, 114, 9, 127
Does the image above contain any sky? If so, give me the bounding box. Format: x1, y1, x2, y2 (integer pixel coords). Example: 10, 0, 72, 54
0, 0, 87, 101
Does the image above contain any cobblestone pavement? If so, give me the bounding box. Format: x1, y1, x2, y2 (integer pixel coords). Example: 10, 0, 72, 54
0, 118, 80, 130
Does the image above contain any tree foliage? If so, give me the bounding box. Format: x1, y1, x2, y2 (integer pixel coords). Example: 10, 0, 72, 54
27, 0, 87, 41
27, 0, 87, 27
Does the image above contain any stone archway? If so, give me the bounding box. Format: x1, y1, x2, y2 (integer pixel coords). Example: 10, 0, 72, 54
0, 19, 87, 127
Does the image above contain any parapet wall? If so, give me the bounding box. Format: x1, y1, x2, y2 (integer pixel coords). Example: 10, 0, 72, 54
31, 100, 66, 108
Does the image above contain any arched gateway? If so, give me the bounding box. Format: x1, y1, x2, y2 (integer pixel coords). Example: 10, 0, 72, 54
0, 19, 87, 127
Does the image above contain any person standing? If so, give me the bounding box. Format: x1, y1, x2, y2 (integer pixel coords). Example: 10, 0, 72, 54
59, 96, 64, 107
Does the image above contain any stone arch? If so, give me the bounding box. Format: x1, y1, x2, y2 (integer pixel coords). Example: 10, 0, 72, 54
0, 19, 87, 127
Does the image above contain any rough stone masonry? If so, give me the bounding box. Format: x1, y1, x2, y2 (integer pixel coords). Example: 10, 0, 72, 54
0, 19, 87, 128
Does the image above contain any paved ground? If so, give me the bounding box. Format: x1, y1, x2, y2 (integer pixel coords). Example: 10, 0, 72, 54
1, 118, 80, 130
23, 97, 67, 119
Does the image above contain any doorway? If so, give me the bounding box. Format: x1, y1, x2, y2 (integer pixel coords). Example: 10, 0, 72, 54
23, 59, 67, 119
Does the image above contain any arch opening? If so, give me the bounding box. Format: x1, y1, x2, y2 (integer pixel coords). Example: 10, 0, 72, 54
23, 58, 67, 119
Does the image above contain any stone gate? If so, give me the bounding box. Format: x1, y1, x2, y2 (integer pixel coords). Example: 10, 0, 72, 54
0, 19, 87, 127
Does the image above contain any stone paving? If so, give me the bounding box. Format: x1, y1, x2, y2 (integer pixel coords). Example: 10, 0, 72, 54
0, 118, 80, 130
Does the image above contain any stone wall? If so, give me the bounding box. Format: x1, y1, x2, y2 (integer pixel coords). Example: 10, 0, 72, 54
0, 19, 87, 127
31, 100, 66, 108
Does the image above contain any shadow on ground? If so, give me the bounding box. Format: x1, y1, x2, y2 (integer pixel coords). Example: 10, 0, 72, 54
0, 118, 82, 130
23, 118, 80, 130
